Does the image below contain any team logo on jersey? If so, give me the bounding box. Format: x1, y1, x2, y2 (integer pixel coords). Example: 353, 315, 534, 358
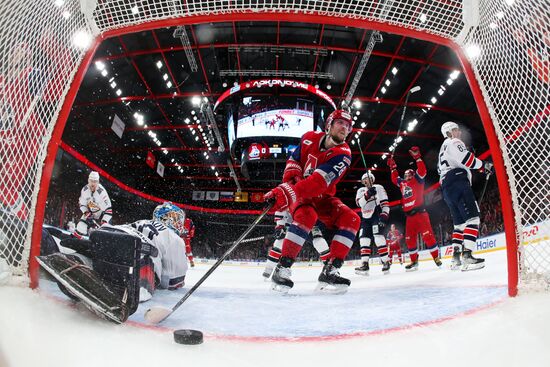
304, 154, 318, 177
402, 184, 413, 199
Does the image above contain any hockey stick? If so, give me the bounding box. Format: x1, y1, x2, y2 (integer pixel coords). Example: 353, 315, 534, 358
478, 170, 492, 204
144, 202, 274, 324
390, 86, 421, 158
217, 235, 265, 247
356, 137, 375, 187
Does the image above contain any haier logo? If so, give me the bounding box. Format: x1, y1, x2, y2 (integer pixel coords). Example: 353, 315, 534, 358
477, 238, 497, 250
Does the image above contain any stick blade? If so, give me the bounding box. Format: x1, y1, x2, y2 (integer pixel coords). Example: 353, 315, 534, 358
144, 306, 172, 324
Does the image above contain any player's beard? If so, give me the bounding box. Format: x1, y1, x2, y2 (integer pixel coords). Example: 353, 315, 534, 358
328, 130, 346, 145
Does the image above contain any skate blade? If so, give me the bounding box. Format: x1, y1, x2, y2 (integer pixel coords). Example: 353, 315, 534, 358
449, 263, 461, 271
461, 263, 485, 272
315, 282, 349, 295
354, 270, 369, 276
271, 283, 291, 294
405, 267, 419, 272
383, 270, 390, 275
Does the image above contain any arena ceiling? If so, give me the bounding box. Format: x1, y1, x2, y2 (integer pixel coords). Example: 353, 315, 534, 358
61, 21, 488, 206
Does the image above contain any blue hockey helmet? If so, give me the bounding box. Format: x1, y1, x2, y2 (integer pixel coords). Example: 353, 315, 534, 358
153, 202, 185, 236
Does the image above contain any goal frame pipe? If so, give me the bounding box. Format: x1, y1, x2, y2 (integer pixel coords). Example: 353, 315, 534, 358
29, 12, 518, 296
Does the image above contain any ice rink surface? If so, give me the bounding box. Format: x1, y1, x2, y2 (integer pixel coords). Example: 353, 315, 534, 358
1, 248, 550, 367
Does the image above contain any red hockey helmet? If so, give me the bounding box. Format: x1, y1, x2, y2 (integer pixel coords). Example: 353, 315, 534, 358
404, 169, 415, 180
325, 109, 353, 134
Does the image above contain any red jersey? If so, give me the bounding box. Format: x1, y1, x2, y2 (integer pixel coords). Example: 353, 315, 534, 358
284, 131, 352, 198
391, 159, 427, 213
183, 218, 195, 240
386, 229, 403, 246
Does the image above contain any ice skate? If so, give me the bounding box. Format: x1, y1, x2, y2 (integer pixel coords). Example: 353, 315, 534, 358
262, 261, 276, 281
461, 250, 485, 271
316, 260, 350, 295
381, 260, 391, 274
433, 256, 443, 268
271, 257, 294, 294
354, 261, 369, 276
450, 247, 462, 271
405, 260, 419, 272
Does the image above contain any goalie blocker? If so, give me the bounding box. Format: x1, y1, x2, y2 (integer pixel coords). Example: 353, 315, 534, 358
36, 228, 157, 324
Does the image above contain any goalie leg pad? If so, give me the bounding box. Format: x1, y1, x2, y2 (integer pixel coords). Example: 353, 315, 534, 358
36, 253, 130, 324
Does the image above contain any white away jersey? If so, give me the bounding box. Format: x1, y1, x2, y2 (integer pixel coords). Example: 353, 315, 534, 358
124, 219, 188, 289
438, 138, 482, 183
79, 183, 112, 216
355, 184, 389, 219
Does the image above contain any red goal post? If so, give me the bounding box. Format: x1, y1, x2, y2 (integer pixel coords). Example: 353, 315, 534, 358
0, 0, 548, 296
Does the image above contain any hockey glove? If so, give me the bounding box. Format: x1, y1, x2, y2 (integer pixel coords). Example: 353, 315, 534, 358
387, 157, 397, 170
483, 160, 494, 175
365, 186, 377, 200
282, 160, 303, 184
264, 182, 298, 212
409, 146, 421, 160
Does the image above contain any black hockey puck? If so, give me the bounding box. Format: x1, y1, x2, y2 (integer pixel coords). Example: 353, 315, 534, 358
173, 329, 203, 345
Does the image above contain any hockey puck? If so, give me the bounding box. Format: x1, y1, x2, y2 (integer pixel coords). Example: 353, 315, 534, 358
173, 329, 203, 345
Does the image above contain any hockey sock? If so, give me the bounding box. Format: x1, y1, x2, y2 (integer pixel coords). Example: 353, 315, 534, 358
330, 229, 355, 260
281, 223, 310, 259
409, 250, 419, 263
463, 224, 479, 252
452, 229, 464, 247
359, 237, 371, 263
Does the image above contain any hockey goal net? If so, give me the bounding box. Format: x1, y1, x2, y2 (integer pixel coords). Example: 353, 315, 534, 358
0, 0, 548, 295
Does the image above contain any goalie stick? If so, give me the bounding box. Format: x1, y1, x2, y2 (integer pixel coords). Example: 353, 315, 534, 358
144, 202, 274, 324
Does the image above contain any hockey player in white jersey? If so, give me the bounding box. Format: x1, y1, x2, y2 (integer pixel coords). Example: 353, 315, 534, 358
75, 171, 112, 238
262, 210, 330, 279
354, 171, 391, 275
438, 122, 493, 271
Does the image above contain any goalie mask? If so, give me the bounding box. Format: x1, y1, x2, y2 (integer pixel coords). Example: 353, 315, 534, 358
153, 202, 186, 236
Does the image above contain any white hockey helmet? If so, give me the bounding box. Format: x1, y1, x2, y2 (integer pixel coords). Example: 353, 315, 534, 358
441, 121, 459, 138
361, 171, 375, 184
88, 171, 100, 182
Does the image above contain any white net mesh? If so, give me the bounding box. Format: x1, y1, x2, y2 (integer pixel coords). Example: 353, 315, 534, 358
0, 0, 548, 291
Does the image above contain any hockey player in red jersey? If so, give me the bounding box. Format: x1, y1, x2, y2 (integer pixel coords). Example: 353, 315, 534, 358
182, 217, 195, 267
387, 146, 442, 271
386, 224, 403, 265
264, 109, 360, 294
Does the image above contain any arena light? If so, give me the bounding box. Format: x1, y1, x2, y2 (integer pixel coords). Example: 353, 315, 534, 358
95, 61, 105, 71
101, 69, 108, 77
431, 96, 437, 104
381, 153, 387, 160
450, 70, 460, 80
446, 78, 454, 86
166, 81, 172, 88
391, 67, 398, 75
356, 111, 361, 116
326, 83, 332, 90
72, 30, 91, 50
163, 74, 168, 81
194, 136, 199, 141
171, 159, 175, 163
211, 166, 215, 170
396, 136, 403, 143
110, 81, 116, 89
437, 88, 444, 95
191, 129, 195, 135
353, 99, 361, 109
191, 96, 201, 106
191, 110, 195, 115
184, 117, 190, 124
156, 60, 163, 69
385, 79, 391, 86
115, 89, 122, 96
222, 82, 227, 88
381, 87, 386, 94
360, 122, 366, 128
162, 149, 168, 155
